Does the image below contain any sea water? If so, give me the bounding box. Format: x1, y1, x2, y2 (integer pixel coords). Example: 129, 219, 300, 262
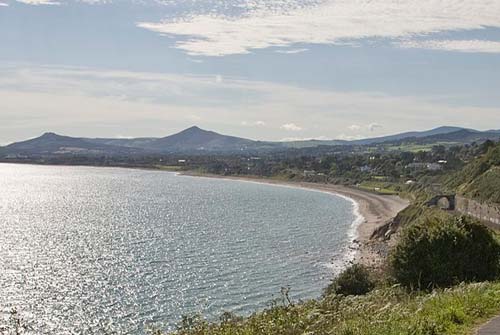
0, 164, 358, 334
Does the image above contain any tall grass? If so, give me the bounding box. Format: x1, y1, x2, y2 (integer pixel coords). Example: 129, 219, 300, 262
171, 282, 500, 335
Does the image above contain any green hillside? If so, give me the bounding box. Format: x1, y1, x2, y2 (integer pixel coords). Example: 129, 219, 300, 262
460, 167, 500, 204
447, 141, 500, 204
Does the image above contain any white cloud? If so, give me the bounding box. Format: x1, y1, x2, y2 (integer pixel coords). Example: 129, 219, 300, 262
137, 0, 500, 56
399, 39, 500, 54
242, 120, 266, 127
1, 65, 500, 144
337, 133, 365, 141
113, 134, 134, 139
348, 124, 361, 131
0, 2, 9, 6
368, 123, 383, 132
280, 136, 333, 142
275, 48, 308, 54
281, 123, 303, 131
14, 0, 108, 5
187, 114, 202, 121
16, 0, 60, 4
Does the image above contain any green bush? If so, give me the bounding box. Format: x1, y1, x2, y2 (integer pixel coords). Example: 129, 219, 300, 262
325, 264, 375, 296
391, 215, 500, 290
172, 282, 500, 335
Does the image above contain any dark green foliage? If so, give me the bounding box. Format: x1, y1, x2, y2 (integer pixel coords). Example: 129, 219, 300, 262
218, 311, 243, 325
391, 216, 500, 289
393, 204, 428, 228
480, 140, 497, 155
325, 264, 375, 296
446, 142, 500, 202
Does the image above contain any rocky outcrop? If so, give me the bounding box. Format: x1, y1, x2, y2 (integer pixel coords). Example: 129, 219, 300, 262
371, 217, 401, 241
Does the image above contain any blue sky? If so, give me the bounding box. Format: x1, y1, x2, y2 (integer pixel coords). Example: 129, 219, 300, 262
1, 0, 499, 144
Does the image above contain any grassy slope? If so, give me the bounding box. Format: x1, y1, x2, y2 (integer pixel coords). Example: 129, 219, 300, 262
460, 167, 500, 205
383, 141, 459, 153
172, 282, 500, 335
447, 143, 500, 204
358, 181, 401, 195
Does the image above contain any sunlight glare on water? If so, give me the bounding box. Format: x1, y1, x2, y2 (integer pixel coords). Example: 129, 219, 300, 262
0, 164, 356, 334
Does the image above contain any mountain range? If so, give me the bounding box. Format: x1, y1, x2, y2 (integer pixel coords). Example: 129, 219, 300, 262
1, 126, 500, 157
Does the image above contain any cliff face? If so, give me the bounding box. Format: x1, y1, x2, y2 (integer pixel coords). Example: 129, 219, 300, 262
456, 196, 500, 227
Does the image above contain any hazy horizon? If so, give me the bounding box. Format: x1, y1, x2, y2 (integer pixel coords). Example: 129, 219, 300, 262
2, 124, 500, 147
1, 0, 500, 144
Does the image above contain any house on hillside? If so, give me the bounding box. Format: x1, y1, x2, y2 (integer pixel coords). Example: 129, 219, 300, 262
303, 170, 316, 177
406, 162, 443, 171
426, 163, 443, 171
360, 165, 373, 173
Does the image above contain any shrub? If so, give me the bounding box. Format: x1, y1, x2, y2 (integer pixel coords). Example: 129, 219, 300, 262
325, 264, 375, 296
390, 215, 500, 290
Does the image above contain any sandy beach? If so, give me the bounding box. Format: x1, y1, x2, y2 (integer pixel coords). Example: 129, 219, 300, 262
181, 173, 410, 268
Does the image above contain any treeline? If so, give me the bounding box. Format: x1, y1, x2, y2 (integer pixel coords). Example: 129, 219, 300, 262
192, 141, 495, 185
3, 139, 498, 195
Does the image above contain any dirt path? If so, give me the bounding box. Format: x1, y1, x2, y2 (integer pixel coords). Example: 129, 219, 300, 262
476, 315, 500, 335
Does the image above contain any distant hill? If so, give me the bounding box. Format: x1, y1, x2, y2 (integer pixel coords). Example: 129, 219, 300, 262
350, 126, 467, 145
1, 126, 499, 157
2, 127, 281, 156
146, 126, 277, 153
280, 139, 348, 149
87, 137, 157, 148
380, 129, 500, 146
118, 126, 281, 153
278, 126, 499, 148
2, 132, 141, 156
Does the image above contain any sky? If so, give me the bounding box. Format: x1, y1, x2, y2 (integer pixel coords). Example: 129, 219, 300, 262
1, 0, 500, 144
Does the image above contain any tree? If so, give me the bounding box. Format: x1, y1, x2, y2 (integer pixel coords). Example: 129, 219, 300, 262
391, 216, 500, 290
325, 264, 375, 296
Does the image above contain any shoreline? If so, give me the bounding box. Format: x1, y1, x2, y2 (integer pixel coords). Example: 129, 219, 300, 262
0, 162, 409, 267
179, 172, 410, 268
